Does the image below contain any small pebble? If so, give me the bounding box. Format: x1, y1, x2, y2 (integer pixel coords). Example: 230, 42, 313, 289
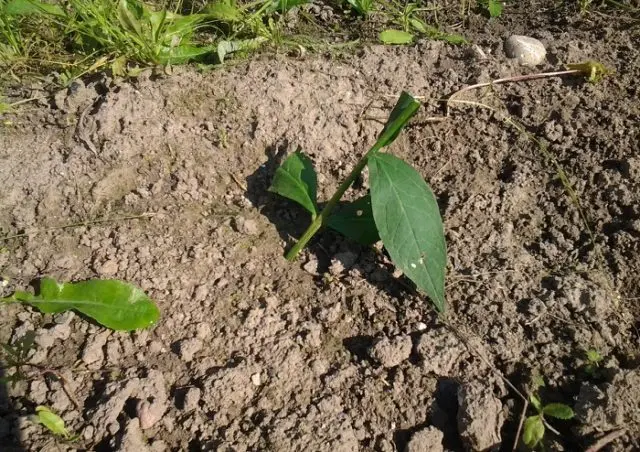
251, 372, 262, 386
504, 35, 546, 66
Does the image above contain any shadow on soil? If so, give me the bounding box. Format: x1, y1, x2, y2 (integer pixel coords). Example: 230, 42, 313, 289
0, 367, 26, 452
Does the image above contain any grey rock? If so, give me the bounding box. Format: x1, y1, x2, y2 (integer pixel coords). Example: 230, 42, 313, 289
406, 426, 444, 452
369, 335, 412, 368
505, 35, 546, 66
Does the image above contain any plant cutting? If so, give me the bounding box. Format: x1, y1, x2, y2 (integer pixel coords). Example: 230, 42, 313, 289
269, 92, 448, 312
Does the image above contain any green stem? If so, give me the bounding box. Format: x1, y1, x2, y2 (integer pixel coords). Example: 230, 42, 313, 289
285, 96, 420, 261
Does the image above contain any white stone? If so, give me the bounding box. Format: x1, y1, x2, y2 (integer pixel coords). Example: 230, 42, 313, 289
504, 35, 546, 66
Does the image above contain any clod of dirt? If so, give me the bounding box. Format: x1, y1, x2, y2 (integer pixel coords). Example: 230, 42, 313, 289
456, 380, 505, 451
504, 35, 546, 66
175, 338, 203, 363
178, 387, 201, 412
574, 369, 640, 437
136, 370, 169, 429
368, 335, 412, 368
233, 216, 260, 236
81, 330, 111, 367
329, 251, 359, 275
114, 418, 151, 452
406, 426, 444, 452
416, 328, 469, 376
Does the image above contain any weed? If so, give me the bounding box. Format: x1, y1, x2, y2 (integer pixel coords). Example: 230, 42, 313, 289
1, 277, 160, 331
478, 0, 504, 18
522, 377, 574, 449
0, 330, 35, 386
345, 0, 375, 16
379, 1, 467, 45
269, 92, 448, 312
584, 348, 604, 377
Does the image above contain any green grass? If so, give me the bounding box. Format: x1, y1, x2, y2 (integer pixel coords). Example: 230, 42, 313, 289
0, 0, 472, 87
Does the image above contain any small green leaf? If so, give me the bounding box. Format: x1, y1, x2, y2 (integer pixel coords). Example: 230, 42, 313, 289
543, 403, 574, 420
269, 150, 318, 217
374, 91, 421, 150
34, 406, 71, 438
530, 393, 543, 412
522, 415, 545, 448
327, 194, 380, 245
1, 278, 160, 331
586, 349, 603, 363
532, 374, 545, 390
117, 0, 143, 36
157, 44, 216, 65
368, 153, 447, 311
379, 29, 414, 45
487, 0, 503, 18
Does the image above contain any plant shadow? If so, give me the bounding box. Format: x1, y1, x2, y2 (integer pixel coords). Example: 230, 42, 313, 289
0, 367, 27, 452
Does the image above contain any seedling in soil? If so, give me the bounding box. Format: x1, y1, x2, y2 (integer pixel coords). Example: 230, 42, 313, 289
478, 0, 504, 18
522, 378, 574, 449
0, 330, 36, 386
1, 277, 160, 331
584, 348, 604, 377
269, 92, 448, 312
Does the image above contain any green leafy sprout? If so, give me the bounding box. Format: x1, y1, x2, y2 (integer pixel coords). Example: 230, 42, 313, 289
522, 378, 575, 449
269, 92, 448, 312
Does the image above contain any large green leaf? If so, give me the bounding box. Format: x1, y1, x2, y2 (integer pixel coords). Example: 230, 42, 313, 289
269, 150, 318, 217
4, 0, 65, 16
522, 415, 545, 448
327, 194, 379, 245
1, 277, 160, 331
368, 153, 447, 311
379, 29, 414, 45
543, 403, 574, 420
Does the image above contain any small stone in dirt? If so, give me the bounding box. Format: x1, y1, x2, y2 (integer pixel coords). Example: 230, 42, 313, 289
369, 335, 412, 368
406, 426, 444, 452
457, 380, 505, 451
303, 257, 319, 275
175, 338, 203, 362
251, 372, 262, 386
504, 35, 546, 66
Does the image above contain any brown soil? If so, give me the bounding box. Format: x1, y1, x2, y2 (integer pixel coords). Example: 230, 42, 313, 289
1, 4, 639, 452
